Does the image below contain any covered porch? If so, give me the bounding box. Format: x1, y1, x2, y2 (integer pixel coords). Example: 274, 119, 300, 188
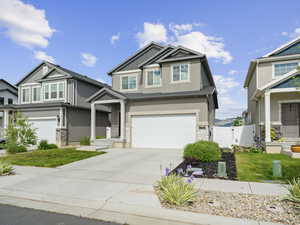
0, 106, 15, 139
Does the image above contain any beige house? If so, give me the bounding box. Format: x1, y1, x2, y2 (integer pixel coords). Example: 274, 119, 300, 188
244, 37, 300, 155
88, 42, 218, 149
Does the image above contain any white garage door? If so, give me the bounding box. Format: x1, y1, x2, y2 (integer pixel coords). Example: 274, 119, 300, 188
132, 114, 196, 149
28, 118, 57, 144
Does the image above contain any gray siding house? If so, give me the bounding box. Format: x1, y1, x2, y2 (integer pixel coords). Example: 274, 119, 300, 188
0, 62, 110, 146
88, 42, 218, 149
244, 37, 300, 154
0, 79, 18, 137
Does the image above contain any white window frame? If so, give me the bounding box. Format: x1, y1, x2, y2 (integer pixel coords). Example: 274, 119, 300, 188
120, 74, 138, 91
272, 60, 300, 79
32, 85, 42, 103
145, 69, 161, 88
21, 87, 31, 104
42, 80, 66, 101
170, 63, 190, 83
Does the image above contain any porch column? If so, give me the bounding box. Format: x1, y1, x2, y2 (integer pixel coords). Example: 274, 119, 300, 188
3, 110, 9, 129
120, 100, 125, 140
264, 91, 271, 142
91, 103, 96, 142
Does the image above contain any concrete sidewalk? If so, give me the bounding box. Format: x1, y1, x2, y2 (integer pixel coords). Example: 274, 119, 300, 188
0, 148, 290, 225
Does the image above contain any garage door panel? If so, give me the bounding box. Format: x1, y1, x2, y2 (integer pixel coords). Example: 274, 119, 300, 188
28, 118, 57, 144
132, 114, 196, 149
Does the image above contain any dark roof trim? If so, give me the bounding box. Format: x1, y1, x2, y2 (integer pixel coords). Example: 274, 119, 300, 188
0, 79, 18, 91
156, 46, 204, 63
0, 88, 18, 96
107, 42, 164, 75
86, 87, 127, 103
200, 56, 216, 88
158, 55, 203, 63
16, 61, 46, 86
138, 46, 175, 68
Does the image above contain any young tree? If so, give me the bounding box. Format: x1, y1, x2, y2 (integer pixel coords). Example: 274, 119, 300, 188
232, 116, 243, 126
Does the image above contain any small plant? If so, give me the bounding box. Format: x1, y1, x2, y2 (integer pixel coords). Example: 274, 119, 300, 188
249, 147, 263, 153
184, 141, 221, 162
284, 177, 300, 209
96, 136, 105, 139
0, 162, 14, 176
80, 136, 90, 146
232, 116, 243, 126
38, 140, 58, 150
6, 142, 27, 154
157, 173, 197, 206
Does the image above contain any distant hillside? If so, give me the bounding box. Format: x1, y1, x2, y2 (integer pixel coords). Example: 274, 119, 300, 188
214, 118, 235, 127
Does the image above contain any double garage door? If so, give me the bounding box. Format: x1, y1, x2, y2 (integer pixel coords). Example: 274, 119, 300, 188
28, 118, 57, 144
131, 114, 196, 149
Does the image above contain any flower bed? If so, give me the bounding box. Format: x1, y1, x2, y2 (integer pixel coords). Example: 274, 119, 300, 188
172, 150, 237, 180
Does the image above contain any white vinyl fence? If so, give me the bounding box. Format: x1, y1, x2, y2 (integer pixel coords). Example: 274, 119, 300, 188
213, 125, 255, 148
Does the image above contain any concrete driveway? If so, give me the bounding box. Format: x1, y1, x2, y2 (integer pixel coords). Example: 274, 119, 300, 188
0, 148, 183, 209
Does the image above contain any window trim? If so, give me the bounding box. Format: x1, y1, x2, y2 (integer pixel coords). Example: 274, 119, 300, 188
31, 85, 42, 103
145, 69, 161, 88
120, 74, 138, 91
21, 87, 31, 104
42, 80, 66, 101
170, 63, 190, 83
272, 60, 300, 79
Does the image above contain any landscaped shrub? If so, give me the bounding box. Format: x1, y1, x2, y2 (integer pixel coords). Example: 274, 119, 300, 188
0, 162, 14, 176
183, 141, 221, 162
249, 147, 263, 153
38, 140, 58, 150
80, 136, 90, 146
157, 174, 197, 206
284, 177, 300, 209
6, 142, 27, 154
96, 136, 105, 139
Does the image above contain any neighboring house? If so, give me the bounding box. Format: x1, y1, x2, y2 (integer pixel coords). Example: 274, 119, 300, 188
244, 37, 300, 153
0, 79, 18, 137
88, 42, 218, 149
0, 62, 110, 145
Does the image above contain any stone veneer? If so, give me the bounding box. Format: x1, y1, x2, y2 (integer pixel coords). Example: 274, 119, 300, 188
56, 128, 68, 147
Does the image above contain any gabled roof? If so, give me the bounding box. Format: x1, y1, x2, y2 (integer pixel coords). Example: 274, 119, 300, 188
0, 79, 17, 92
263, 36, 300, 57
107, 42, 164, 75
16, 61, 106, 88
156, 46, 204, 63
86, 86, 127, 103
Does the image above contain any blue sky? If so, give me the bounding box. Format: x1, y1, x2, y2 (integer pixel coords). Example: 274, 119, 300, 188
0, 0, 300, 119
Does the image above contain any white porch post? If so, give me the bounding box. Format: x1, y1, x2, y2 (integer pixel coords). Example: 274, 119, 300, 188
3, 110, 9, 129
264, 91, 271, 142
120, 100, 125, 140
91, 103, 96, 142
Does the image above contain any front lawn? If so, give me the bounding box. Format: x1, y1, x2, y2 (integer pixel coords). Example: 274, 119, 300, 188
0, 148, 105, 168
236, 152, 300, 182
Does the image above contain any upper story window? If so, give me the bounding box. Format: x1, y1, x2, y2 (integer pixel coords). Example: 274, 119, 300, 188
0, 97, 4, 105
32, 86, 41, 102
43, 81, 65, 101
146, 69, 161, 87
273, 62, 299, 77
171, 64, 189, 82
8, 98, 13, 104
121, 75, 137, 91
22, 87, 30, 103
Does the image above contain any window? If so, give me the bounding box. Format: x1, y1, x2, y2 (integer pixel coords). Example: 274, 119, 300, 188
121, 75, 137, 90
32, 86, 41, 102
43, 82, 65, 101
172, 64, 189, 82
274, 62, 299, 77
146, 70, 161, 87
8, 98, 13, 104
22, 88, 30, 103
0, 97, 4, 105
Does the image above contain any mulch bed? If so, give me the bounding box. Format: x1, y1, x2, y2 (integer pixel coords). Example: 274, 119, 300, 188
172, 151, 237, 180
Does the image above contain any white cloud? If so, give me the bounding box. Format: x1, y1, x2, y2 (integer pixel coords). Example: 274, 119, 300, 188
281, 31, 288, 36
34, 51, 55, 63
81, 53, 97, 67
0, 0, 55, 48
281, 28, 300, 38
228, 70, 238, 75
213, 75, 240, 94
111, 33, 120, 44
136, 22, 167, 47
136, 22, 232, 64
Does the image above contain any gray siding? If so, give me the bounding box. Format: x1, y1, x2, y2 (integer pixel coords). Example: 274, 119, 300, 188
67, 79, 75, 105
76, 80, 101, 108
20, 108, 60, 118
247, 69, 257, 124
112, 59, 202, 94
0, 90, 17, 104
67, 107, 110, 143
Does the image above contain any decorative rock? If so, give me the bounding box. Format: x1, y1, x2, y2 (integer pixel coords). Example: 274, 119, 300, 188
217, 161, 227, 177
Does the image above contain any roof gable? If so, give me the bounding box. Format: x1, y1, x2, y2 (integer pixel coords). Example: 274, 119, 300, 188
157, 46, 204, 63
271, 40, 300, 57
0, 79, 18, 95
87, 87, 126, 103
108, 42, 164, 75
139, 46, 175, 68
263, 37, 300, 57
272, 74, 300, 89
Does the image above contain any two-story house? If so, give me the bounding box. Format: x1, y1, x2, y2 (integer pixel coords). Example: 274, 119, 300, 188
0, 62, 110, 146
244, 37, 300, 154
87, 42, 218, 149
0, 79, 18, 138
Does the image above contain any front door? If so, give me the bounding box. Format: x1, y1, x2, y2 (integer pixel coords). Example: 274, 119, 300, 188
281, 103, 300, 138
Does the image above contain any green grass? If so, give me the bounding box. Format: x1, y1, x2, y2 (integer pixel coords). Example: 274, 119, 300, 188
236, 152, 300, 182
0, 148, 105, 168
